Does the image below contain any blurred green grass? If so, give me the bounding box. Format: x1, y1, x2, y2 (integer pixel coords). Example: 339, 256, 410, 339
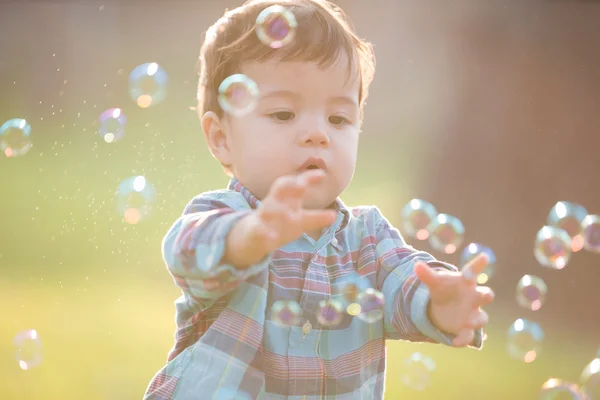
0, 273, 594, 400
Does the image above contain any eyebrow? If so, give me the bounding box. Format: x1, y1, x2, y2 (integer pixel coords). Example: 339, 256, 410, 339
259, 90, 358, 107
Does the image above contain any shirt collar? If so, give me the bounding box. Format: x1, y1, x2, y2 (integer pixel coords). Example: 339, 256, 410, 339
227, 177, 352, 233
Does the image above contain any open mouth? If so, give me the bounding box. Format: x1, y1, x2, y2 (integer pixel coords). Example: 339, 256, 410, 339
299, 157, 327, 172
306, 165, 320, 170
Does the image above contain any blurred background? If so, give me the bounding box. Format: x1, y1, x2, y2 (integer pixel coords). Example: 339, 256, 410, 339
1, 0, 599, 399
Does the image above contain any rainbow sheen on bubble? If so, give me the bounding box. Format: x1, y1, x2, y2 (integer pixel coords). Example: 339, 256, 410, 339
271, 300, 302, 326
506, 318, 544, 363
428, 213, 465, 254
337, 272, 372, 315
14, 329, 43, 370
534, 226, 572, 270
98, 108, 127, 143
255, 5, 297, 49
0, 118, 32, 158
400, 199, 438, 240
581, 214, 600, 254
516, 275, 547, 311
460, 243, 496, 284
540, 378, 590, 400
399, 352, 436, 391
217, 74, 260, 117
115, 176, 156, 225
316, 299, 344, 327
547, 201, 588, 252
128, 62, 168, 108
580, 357, 600, 399
355, 288, 385, 323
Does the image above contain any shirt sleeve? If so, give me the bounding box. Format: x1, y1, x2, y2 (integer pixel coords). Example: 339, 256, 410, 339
162, 192, 271, 310
371, 207, 484, 348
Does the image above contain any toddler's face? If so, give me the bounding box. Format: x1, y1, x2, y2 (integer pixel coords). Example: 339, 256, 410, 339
219, 54, 361, 209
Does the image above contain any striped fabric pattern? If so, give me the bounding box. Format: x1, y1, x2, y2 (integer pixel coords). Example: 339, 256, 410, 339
143, 178, 483, 400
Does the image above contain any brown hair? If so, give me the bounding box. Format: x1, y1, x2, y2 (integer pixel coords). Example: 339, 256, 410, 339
196, 0, 376, 174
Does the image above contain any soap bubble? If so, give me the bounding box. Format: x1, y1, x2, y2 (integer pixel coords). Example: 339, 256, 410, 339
0, 118, 32, 158
115, 176, 156, 224
547, 201, 588, 252
98, 108, 127, 143
255, 5, 297, 49
217, 74, 260, 117
400, 199, 438, 240
581, 214, 600, 254
316, 299, 344, 327
128, 62, 169, 108
399, 352, 436, 391
540, 378, 590, 400
506, 318, 543, 363
14, 329, 43, 370
460, 243, 497, 284
428, 213, 465, 254
534, 226, 572, 270
354, 288, 385, 324
580, 357, 600, 399
516, 275, 547, 311
271, 300, 302, 326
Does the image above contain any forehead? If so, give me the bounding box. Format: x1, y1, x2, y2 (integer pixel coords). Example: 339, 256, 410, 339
240, 53, 360, 101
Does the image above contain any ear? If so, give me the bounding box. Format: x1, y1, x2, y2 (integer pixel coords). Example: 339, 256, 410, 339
201, 111, 233, 167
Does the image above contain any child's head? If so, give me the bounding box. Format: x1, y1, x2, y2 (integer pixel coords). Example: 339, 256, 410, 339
198, 0, 375, 209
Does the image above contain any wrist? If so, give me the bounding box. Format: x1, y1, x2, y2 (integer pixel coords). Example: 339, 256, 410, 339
224, 213, 267, 268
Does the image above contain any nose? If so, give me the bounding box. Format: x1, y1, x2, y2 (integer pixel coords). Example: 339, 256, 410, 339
299, 124, 330, 148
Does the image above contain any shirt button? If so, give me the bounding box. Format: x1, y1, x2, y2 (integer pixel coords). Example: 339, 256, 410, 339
302, 320, 312, 338
331, 237, 338, 246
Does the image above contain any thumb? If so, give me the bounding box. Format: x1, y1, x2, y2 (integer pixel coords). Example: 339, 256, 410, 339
414, 261, 439, 289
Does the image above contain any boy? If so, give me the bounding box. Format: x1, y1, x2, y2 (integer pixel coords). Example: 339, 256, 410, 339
143, 0, 494, 398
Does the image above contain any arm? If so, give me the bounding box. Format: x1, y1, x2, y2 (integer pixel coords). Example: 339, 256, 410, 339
372, 207, 483, 348
163, 193, 271, 310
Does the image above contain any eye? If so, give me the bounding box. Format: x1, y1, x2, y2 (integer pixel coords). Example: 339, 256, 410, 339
329, 115, 350, 126
268, 111, 295, 122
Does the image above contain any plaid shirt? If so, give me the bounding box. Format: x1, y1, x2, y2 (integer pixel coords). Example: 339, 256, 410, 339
143, 178, 483, 400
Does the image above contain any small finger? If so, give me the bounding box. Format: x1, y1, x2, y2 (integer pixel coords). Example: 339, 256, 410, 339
452, 328, 475, 347
474, 286, 495, 307
461, 253, 489, 282
298, 169, 327, 186
414, 262, 440, 290
271, 176, 304, 201
465, 308, 489, 329
301, 209, 337, 232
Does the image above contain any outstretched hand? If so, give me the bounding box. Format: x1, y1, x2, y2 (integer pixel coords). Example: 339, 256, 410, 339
414, 253, 495, 347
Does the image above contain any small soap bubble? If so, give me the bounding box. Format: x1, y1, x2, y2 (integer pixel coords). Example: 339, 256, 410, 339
337, 272, 371, 311
14, 329, 43, 370
271, 300, 302, 326
316, 299, 344, 327
213, 387, 252, 400
115, 176, 156, 225
0, 118, 32, 158
540, 378, 590, 400
580, 357, 600, 399
217, 74, 260, 117
399, 352, 436, 391
400, 199, 438, 240
547, 201, 588, 252
516, 275, 547, 311
128, 62, 168, 108
581, 214, 600, 254
507, 318, 544, 363
355, 288, 385, 323
428, 213, 465, 254
98, 108, 127, 143
534, 226, 572, 270
460, 243, 496, 284
255, 5, 297, 49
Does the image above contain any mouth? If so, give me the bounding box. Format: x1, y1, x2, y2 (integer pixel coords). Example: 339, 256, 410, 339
298, 157, 327, 172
